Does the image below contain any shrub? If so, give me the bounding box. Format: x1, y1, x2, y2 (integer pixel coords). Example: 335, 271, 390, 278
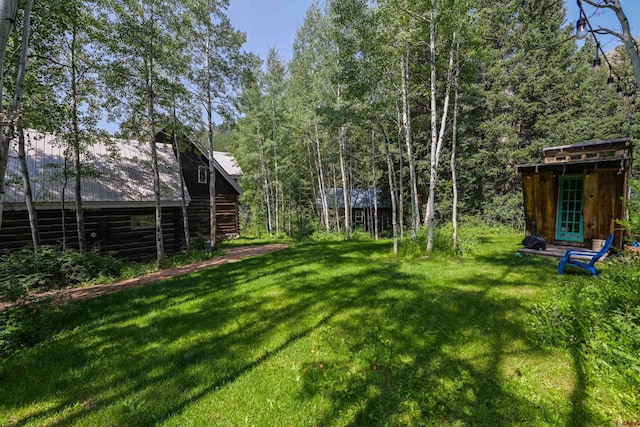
0, 297, 82, 357
0, 247, 123, 303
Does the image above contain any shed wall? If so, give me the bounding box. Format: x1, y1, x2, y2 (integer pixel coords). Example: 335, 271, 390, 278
0, 206, 182, 259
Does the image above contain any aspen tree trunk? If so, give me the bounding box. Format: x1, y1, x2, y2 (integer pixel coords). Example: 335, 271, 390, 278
395, 100, 404, 240
582, 0, 640, 90
426, 24, 456, 253
258, 124, 273, 236
61, 154, 69, 250
0, 0, 30, 231
205, 35, 218, 249
315, 121, 330, 231
17, 122, 39, 250
339, 125, 350, 239
70, 25, 87, 252
146, 2, 164, 267
306, 141, 320, 226
172, 101, 190, 251
401, 50, 419, 239
451, 43, 460, 251
331, 160, 340, 231
451, 85, 460, 251
381, 126, 399, 255
371, 130, 379, 239
0, 0, 17, 106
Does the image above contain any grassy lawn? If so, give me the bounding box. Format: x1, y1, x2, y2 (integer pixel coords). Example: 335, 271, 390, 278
0, 230, 621, 426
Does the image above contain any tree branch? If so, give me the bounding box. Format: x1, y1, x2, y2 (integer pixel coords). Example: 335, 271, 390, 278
592, 27, 623, 40
580, 0, 617, 12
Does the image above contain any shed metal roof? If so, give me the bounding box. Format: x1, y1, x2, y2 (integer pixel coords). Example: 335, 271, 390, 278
324, 188, 387, 209
5, 130, 187, 209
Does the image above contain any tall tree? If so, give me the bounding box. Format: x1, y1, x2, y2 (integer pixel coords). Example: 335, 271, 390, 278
188, 0, 248, 248
97, 0, 190, 266
0, 0, 31, 231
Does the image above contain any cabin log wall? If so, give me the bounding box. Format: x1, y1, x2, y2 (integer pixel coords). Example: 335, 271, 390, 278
0, 206, 182, 259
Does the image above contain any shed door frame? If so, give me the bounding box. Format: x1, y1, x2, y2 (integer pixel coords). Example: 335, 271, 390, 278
556, 175, 584, 242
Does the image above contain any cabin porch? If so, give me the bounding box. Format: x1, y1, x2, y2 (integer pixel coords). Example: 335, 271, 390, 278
517, 243, 609, 261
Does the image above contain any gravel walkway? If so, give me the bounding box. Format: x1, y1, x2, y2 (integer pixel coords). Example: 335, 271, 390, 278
0, 244, 288, 311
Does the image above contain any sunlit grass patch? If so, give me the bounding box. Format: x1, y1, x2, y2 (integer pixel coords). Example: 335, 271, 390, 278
0, 228, 631, 425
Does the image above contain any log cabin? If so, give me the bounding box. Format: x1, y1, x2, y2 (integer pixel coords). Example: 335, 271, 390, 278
0, 129, 242, 259
516, 138, 632, 250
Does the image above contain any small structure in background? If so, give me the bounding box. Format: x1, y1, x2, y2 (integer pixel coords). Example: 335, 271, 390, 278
1, 129, 242, 259
324, 188, 392, 233
516, 138, 632, 256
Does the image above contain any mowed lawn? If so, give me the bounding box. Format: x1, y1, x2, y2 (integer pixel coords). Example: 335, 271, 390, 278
1, 232, 584, 426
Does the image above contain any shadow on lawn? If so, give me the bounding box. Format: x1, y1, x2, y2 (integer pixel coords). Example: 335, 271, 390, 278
0, 240, 574, 426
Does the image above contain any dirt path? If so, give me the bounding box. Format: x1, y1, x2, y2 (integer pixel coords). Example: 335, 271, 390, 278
0, 244, 288, 311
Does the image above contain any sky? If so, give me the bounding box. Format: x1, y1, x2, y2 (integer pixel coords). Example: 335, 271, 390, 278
226, 0, 316, 62
226, 1, 640, 62
564, 0, 640, 52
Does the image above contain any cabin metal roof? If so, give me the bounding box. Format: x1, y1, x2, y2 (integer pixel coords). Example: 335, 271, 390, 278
5, 130, 188, 209
325, 188, 387, 209
213, 151, 242, 179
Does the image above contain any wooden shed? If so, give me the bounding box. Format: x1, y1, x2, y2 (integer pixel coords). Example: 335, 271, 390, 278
324, 188, 392, 233
516, 138, 632, 250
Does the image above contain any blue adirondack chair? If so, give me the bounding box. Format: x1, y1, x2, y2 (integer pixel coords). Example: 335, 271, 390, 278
557, 234, 614, 276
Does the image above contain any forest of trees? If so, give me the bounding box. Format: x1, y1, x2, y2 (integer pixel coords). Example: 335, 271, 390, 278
232, 0, 640, 253
1, 0, 639, 261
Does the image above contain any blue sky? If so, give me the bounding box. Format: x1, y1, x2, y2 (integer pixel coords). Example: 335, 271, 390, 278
565, 1, 640, 52
226, 1, 640, 61
227, 0, 316, 61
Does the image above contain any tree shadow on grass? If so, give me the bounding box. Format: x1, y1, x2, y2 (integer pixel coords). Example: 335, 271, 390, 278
0, 240, 576, 426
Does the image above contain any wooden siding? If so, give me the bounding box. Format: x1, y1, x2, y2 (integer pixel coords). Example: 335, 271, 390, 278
187, 194, 240, 238
0, 206, 182, 259
522, 169, 626, 248
523, 172, 558, 241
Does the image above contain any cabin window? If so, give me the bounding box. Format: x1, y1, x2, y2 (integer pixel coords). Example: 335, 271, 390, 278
355, 211, 364, 224
198, 165, 208, 184
131, 214, 155, 229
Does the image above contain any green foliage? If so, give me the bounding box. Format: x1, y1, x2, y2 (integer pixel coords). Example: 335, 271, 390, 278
619, 179, 640, 242
0, 299, 81, 357
528, 259, 640, 413
0, 247, 123, 302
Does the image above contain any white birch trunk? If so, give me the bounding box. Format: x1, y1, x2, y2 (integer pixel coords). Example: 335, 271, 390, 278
315, 121, 330, 231
382, 126, 399, 255
339, 125, 350, 239
0, 0, 30, 231
70, 25, 87, 252
426, 23, 457, 253
401, 50, 419, 239
17, 122, 39, 250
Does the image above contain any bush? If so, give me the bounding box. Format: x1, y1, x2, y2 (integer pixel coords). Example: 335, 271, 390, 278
0, 247, 123, 303
0, 297, 82, 356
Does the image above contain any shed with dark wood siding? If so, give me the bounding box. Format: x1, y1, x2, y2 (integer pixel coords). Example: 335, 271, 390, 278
517, 138, 632, 249
0, 130, 188, 258
156, 130, 243, 239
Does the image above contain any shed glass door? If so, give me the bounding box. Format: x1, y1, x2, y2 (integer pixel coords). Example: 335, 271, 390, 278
556, 176, 584, 242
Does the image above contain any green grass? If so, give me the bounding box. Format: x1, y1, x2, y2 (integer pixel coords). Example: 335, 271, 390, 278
0, 230, 630, 426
